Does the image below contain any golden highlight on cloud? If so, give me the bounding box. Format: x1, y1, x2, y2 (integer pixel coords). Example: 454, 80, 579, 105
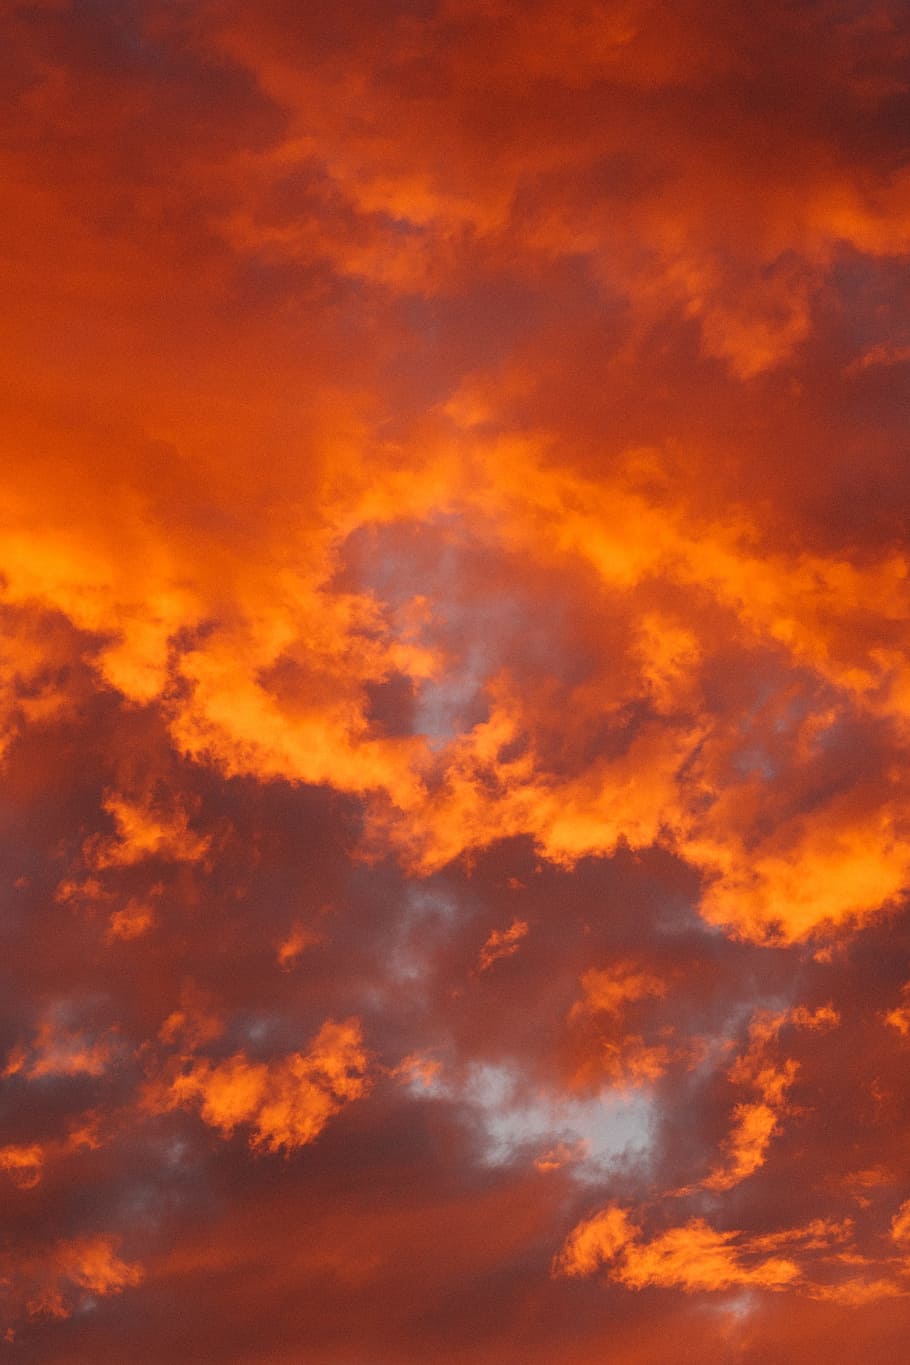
6, 1009, 122, 1081
2, 1236, 143, 1334
555, 1205, 800, 1292
0, 1143, 45, 1191
703, 1011, 798, 1190
569, 964, 667, 1019
2, 0, 910, 1359
478, 918, 529, 971
556, 1204, 910, 1304
145, 1018, 370, 1153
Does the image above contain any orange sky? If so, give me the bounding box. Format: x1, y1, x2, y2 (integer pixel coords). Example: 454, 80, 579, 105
2, 1, 910, 1360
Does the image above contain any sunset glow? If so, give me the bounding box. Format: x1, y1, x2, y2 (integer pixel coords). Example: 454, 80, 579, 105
3, 2, 910, 1360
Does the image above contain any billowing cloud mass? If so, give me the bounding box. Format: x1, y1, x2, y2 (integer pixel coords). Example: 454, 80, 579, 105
2, 0, 910, 1359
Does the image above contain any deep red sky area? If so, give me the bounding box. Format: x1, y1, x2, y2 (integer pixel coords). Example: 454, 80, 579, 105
2, 1, 910, 1360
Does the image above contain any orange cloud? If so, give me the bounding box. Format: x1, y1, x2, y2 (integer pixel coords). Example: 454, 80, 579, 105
54, 1236, 143, 1297
807, 1278, 908, 1307
0, 1235, 143, 1333
704, 1012, 798, 1190
0, 1144, 45, 1190
556, 1204, 910, 1308
277, 923, 321, 970
390, 1053, 442, 1090
555, 1205, 800, 1292
3, 0, 910, 1358
555, 1203, 638, 1278
563, 961, 674, 1088
791, 1004, 840, 1032
0, 1113, 103, 1193
891, 1199, 910, 1245
569, 964, 666, 1019
616, 1222, 800, 1294
146, 1018, 370, 1153
478, 918, 528, 971
106, 899, 156, 942
884, 983, 910, 1037
533, 1139, 588, 1173
157, 982, 224, 1052
6, 1009, 122, 1081
87, 792, 211, 869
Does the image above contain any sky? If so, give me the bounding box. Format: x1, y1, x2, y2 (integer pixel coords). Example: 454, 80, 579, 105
2, 0, 910, 1360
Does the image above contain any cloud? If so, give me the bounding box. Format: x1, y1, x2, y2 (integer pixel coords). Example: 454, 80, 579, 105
884, 982, 910, 1036
0, 1143, 45, 1190
5, 1007, 123, 1081
106, 900, 156, 942
555, 1205, 900, 1303
87, 793, 211, 870
2, 1237, 142, 1331
703, 1011, 798, 1190
891, 1199, 910, 1244
478, 918, 528, 971
569, 964, 667, 1019
555, 1205, 800, 1292
144, 1017, 370, 1153
2, 0, 910, 1359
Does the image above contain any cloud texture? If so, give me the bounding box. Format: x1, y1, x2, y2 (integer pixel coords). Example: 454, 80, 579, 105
1, 0, 910, 1359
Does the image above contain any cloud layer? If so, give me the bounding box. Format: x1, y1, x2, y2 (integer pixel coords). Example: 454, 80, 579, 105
2, 1, 910, 1359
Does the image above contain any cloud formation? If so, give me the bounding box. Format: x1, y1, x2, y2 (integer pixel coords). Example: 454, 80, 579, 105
2, 0, 910, 1360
